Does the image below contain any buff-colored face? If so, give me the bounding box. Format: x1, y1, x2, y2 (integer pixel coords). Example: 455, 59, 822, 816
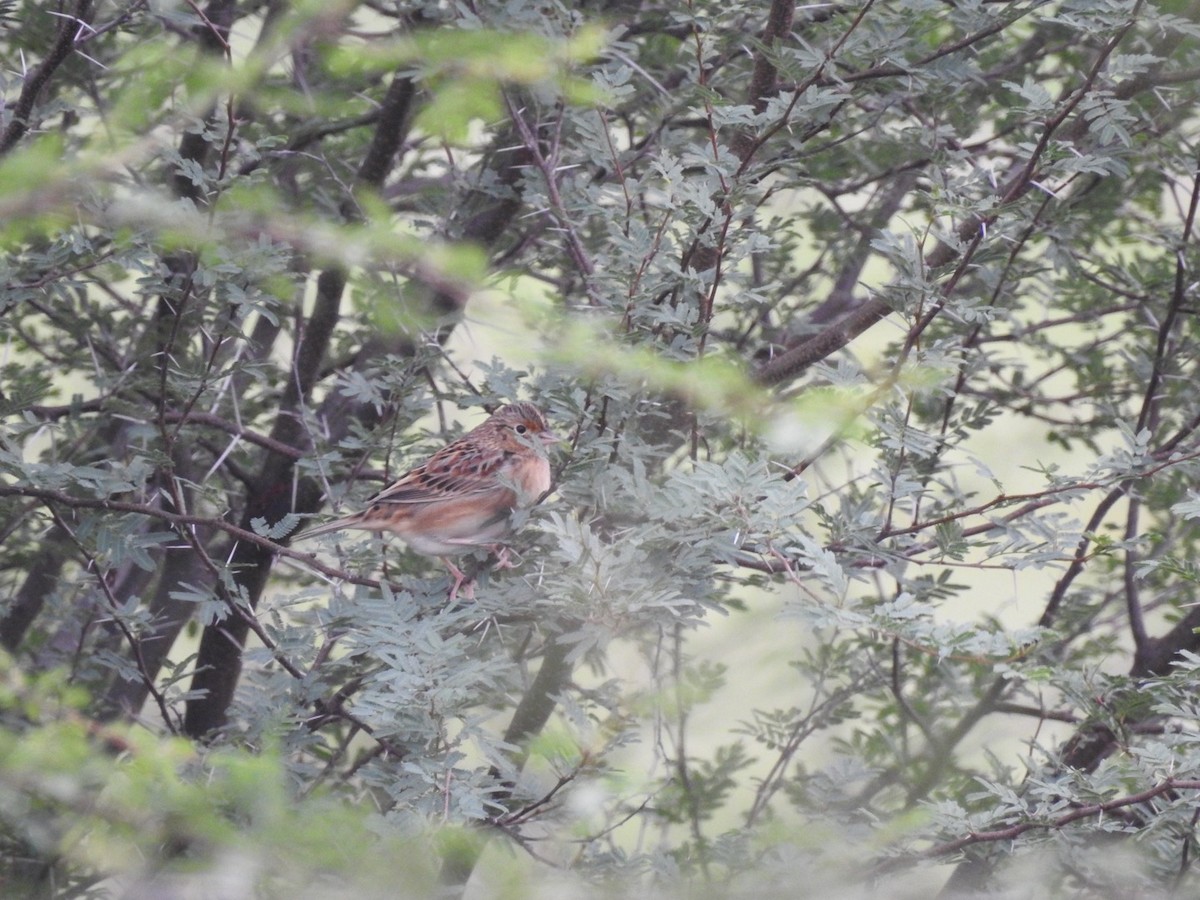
482, 402, 559, 454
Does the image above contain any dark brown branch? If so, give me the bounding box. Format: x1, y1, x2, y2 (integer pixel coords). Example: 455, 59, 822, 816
181, 66, 425, 738
876, 778, 1200, 875
440, 635, 576, 892
0, 0, 95, 156
0, 527, 71, 651
754, 0, 1147, 387
0, 482, 389, 588
729, 0, 797, 162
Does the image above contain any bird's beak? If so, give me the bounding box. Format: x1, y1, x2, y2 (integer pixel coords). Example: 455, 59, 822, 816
539, 429, 562, 446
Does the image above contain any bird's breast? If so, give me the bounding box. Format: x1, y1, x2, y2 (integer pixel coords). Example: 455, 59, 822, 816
508, 455, 551, 505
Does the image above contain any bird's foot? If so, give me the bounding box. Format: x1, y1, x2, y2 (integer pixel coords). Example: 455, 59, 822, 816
489, 544, 521, 570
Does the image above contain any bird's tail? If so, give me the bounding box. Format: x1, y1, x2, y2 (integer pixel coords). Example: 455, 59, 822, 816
291, 513, 365, 542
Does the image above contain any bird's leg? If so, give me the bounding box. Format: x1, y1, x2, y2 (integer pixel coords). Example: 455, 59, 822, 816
442, 558, 475, 601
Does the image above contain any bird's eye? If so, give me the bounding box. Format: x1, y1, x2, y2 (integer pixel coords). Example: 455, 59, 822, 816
515, 424, 528, 435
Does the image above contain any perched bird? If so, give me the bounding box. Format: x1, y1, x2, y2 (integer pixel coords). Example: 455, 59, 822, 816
294, 402, 559, 598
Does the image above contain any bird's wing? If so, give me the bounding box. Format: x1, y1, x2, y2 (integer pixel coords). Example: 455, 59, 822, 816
369, 439, 511, 506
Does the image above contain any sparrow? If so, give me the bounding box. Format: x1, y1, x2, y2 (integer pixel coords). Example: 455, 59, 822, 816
294, 402, 559, 598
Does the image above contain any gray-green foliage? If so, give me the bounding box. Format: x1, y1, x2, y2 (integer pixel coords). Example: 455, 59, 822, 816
3, 0, 1200, 896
